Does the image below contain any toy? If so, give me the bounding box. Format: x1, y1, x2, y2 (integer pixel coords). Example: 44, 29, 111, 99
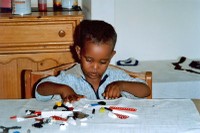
0, 126, 21, 133
53, 101, 74, 111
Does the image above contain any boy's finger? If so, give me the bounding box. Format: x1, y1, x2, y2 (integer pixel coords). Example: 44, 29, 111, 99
107, 88, 115, 99
112, 90, 120, 99
79, 95, 86, 98
63, 97, 69, 103
102, 93, 108, 99
68, 95, 76, 103
104, 91, 109, 99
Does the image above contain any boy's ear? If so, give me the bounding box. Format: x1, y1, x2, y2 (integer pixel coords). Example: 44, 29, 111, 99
75, 46, 81, 59
111, 50, 116, 58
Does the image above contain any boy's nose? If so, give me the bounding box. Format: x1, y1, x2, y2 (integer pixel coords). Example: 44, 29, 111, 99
92, 63, 99, 70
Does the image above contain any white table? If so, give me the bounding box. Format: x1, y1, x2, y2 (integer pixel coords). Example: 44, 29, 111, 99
120, 60, 200, 99
0, 97, 200, 133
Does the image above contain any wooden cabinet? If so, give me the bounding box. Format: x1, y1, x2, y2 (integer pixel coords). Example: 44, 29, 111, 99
0, 11, 83, 99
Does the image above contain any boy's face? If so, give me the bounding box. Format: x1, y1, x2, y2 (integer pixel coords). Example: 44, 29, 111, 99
76, 41, 116, 80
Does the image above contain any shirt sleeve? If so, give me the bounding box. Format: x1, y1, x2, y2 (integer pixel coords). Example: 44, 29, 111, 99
35, 70, 74, 101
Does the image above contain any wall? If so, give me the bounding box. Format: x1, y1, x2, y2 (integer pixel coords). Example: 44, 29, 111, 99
82, 0, 200, 63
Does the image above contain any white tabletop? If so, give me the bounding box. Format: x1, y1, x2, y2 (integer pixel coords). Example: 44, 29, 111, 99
119, 60, 200, 99
0, 97, 200, 133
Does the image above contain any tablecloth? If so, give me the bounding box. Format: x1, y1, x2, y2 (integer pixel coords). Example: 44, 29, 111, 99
120, 60, 200, 98
0, 97, 200, 133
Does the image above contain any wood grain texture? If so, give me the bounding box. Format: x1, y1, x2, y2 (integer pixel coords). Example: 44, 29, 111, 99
0, 11, 84, 98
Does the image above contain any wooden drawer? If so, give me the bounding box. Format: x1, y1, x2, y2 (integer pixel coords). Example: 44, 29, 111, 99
0, 21, 75, 50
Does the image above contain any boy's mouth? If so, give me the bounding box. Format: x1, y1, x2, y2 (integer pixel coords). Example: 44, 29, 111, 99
88, 72, 99, 78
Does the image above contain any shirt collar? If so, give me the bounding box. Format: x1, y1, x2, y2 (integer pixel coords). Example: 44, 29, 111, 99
76, 63, 109, 80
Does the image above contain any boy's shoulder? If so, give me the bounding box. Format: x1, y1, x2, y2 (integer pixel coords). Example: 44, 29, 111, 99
61, 63, 83, 78
105, 66, 132, 80
107, 65, 127, 75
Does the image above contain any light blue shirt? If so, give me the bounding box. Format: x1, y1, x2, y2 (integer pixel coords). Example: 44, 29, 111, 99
35, 63, 146, 101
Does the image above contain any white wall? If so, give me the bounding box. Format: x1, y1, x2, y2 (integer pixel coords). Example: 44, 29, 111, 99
82, 0, 200, 62
82, 0, 115, 26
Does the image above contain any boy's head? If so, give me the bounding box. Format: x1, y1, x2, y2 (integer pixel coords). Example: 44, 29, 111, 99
73, 20, 117, 80
74, 20, 117, 50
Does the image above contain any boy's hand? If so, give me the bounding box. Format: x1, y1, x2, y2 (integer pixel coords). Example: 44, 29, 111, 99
60, 87, 85, 103
103, 81, 122, 99
62, 94, 85, 103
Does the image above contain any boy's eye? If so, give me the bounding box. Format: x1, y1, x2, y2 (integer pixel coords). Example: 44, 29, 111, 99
100, 60, 108, 64
86, 58, 92, 62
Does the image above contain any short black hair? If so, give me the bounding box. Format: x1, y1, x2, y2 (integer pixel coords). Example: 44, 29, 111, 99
73, 20, 117, 50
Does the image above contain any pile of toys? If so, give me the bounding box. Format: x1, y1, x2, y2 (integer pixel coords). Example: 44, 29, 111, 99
9, 101, 137, 131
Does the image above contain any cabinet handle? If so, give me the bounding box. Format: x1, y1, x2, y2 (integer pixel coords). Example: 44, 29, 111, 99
58, 30, 66, 37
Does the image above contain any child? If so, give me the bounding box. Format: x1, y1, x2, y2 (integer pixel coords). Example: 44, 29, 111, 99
35, 20, 150, 102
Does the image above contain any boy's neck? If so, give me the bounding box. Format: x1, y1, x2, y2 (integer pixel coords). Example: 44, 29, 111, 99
86, 78, 101, 92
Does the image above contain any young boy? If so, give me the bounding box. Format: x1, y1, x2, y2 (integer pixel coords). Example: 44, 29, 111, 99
35, 20, 150, 102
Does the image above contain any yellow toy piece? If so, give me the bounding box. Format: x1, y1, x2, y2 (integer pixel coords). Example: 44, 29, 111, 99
99, 107, 105, 113
55, 101, 62, 106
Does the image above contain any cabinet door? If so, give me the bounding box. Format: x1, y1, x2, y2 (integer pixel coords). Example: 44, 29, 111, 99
0, 52, 74, 99
0, 60, 20, 98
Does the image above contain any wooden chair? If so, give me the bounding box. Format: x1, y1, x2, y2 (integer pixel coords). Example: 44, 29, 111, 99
24, 62, 152, 99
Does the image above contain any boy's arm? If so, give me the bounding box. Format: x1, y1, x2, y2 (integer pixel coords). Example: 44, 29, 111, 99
103, 81, 151, 99
120, 81, 151, 97
37, 82, 85, 102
